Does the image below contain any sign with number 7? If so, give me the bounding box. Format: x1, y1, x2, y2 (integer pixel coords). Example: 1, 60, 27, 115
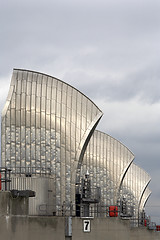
83, 220, 91, 232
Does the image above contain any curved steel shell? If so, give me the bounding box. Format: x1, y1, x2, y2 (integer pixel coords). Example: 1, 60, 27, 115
120, 163, 151, 218
81, 130, 135, 206
1, 69, 103, 211
139, 187, 151, 212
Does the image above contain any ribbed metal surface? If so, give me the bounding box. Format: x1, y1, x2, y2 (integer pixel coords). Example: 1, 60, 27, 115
82, 130, 135, 206
139, 187, 151, 212
1, 69, 103, 214
1, 68, 151, 220
120, 163, 151, 219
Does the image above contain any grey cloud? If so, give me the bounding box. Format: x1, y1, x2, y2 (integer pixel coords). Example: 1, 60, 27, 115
64, 63, 160, 104
1, 0, 160, 76
0, 0, 160, 223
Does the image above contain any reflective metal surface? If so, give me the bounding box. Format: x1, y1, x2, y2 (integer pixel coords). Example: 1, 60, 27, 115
81, 130, 135, 206
1, 69, 103, 214
139, 187, 151, 212
119, 163, 151, 219
1, 68, 151, 220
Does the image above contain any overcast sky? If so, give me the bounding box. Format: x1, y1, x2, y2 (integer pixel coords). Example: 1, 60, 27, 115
0, 0, 160, 223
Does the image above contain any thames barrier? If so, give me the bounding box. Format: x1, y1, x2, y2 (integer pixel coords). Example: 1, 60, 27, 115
0, 69, 160, 240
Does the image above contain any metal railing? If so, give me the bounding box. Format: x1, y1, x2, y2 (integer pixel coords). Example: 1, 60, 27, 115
0, 168, 11, 191
0, 167, 52, 176
37, 202, 142, 227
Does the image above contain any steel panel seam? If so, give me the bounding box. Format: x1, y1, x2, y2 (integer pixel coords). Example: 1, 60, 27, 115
1, 69, 103, 216
82, 130, 135, 208
139, 188, 151, 212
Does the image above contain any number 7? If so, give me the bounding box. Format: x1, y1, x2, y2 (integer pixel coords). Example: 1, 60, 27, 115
85, 221, 89, 230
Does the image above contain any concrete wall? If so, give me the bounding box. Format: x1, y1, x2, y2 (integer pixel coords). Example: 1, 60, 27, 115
0, 191, 29, 215
0, 215, 160, 240
0, 191, 10, 215
72, 217, 160, 240
0, 192, 160, 240
130, 227, 160, 240
0, 216, 65, 240
72, 217, 130, 240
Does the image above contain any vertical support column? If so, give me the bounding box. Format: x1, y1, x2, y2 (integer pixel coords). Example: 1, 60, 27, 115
65, 216, 72, 239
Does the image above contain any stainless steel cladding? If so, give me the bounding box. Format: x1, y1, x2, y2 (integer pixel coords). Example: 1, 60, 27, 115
82, 130, 135, 206
119, 163, 151, 219
1, 68, 151, 220
1, 69, 103, 214
139, 188, 151, 212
